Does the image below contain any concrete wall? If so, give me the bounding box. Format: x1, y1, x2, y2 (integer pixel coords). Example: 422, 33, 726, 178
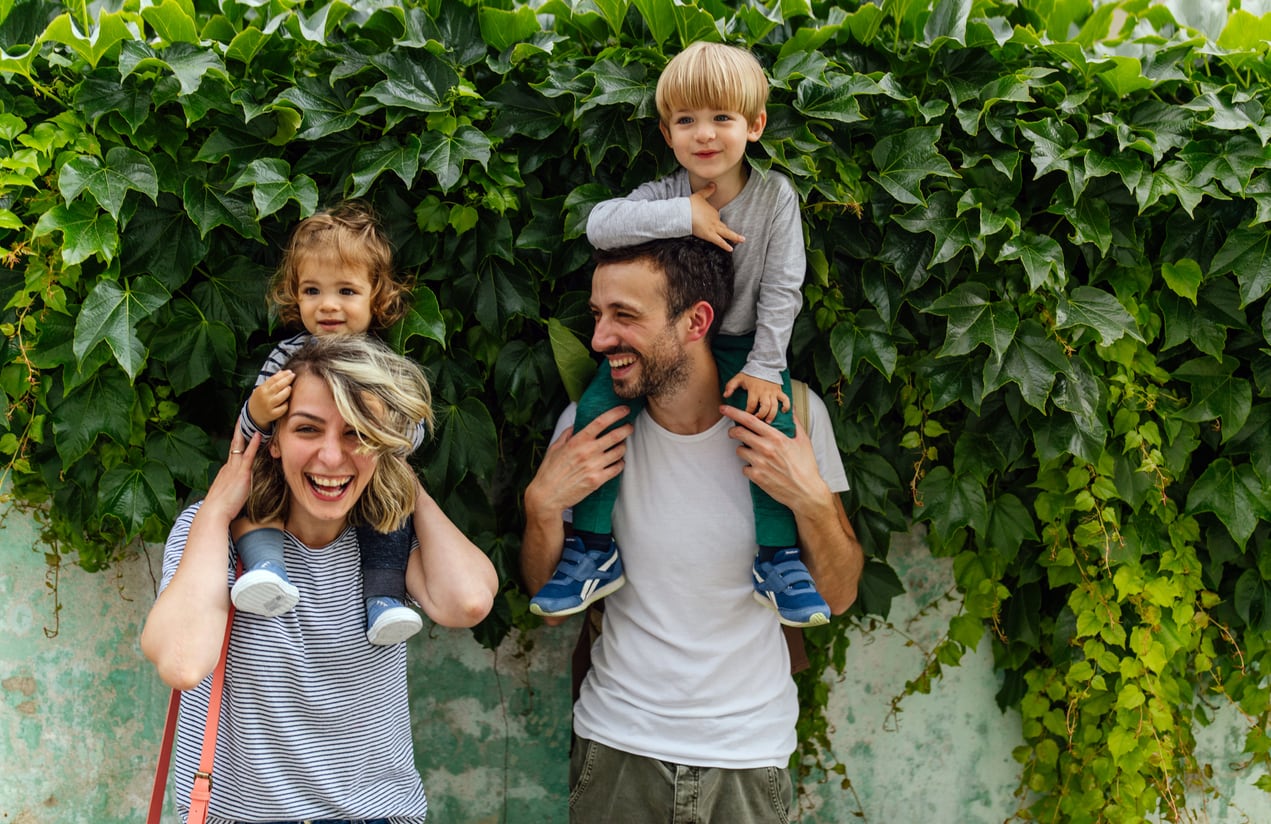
1, 502, 1265, 823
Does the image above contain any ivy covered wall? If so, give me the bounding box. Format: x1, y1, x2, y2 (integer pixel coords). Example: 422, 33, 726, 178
3, 0, 1271, 819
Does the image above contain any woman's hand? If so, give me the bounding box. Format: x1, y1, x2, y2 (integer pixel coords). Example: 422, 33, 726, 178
203, 428, 262, 523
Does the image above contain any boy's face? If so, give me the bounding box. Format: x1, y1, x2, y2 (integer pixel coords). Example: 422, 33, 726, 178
295, 248, 376, 337
659, 106, 766, 189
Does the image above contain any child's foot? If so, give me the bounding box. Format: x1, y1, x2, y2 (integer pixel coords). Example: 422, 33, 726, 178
366, 596, 423, 645
230, 558, 300, 617
752, 548, 830, 628
529, 535, 625, 618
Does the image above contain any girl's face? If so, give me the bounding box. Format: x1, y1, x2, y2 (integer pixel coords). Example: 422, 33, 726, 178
269, 372, 378, 547
295, 248, 376, 337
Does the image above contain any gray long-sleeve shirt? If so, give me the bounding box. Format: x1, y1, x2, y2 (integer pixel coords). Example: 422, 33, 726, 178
586, 166, 805, 384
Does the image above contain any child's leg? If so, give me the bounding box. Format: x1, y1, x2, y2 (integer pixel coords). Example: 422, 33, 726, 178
229, 517, 300, 617
356, 520, 423, 646
529, 363, 635, 617
570, 362, 642, 538
713, 337, 829, 628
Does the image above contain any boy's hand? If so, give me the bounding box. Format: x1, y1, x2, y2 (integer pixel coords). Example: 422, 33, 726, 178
690, 183, 744, 251
248, 369, 295, 426
723, 373, 790, 423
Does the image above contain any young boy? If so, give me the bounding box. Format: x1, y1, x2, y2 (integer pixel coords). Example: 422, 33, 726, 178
529, 41, 830, 628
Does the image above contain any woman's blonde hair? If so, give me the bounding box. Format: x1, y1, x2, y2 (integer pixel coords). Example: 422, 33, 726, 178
267, 200, 411, 331
246, 335, 434, 533
655, 41, 769, 125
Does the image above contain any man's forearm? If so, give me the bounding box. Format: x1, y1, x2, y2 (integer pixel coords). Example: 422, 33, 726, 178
796, 491, 863, 615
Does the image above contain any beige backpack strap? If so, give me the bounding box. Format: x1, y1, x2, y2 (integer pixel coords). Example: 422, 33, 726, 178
791, 378, 810, 430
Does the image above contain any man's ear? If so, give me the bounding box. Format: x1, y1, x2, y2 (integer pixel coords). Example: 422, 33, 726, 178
684, 300, 715, 343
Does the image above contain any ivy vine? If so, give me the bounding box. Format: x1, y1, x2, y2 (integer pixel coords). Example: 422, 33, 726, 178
3, 0, 1271, 819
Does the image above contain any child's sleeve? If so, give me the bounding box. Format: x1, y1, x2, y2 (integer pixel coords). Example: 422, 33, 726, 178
743, 181, 806, 384
586, 174, 693, 250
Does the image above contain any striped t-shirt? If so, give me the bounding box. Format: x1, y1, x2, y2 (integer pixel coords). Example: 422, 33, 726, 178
158, 503, 428, 823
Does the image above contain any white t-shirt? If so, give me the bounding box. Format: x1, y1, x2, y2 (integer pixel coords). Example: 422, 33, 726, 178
564, 392, 849, 768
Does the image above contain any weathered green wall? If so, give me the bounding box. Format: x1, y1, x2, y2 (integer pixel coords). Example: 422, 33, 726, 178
1, 500, 1265, 823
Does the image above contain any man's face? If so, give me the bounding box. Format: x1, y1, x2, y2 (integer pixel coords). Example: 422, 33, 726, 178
590, 259, 690, 401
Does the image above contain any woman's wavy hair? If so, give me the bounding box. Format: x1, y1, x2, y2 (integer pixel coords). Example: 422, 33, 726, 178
245, 335, 434, 533
267, 200, 411, 331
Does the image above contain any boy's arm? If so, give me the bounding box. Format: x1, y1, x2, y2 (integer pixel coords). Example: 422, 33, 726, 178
741, 180, 806, 385
586, 173, 694, 249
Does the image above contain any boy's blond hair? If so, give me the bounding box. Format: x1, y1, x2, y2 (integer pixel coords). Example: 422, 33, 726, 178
655, 41, 769, 125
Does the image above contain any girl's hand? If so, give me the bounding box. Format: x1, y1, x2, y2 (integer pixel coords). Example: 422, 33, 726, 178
248, 369, 295, 426
723, 373, 790, 423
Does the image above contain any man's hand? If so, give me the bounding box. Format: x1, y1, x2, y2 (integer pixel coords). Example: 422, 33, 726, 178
721, 404, 823, 510
525, 406, 634, 519
248, 369, 295, 427
690, 183, 744, 252
723, 372, 790, 423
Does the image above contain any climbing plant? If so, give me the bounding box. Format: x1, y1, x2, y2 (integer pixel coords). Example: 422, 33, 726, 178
3, 0, 1271, 819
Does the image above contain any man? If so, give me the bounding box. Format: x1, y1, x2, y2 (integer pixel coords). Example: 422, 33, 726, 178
521, 236, 864, 823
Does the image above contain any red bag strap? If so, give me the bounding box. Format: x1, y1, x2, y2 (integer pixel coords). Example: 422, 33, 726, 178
148, 586, 238, 824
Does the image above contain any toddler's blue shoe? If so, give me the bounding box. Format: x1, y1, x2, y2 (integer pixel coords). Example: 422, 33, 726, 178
752, 548, 830, 628
366, 596, 423, 645
230, 558, 300, 617
529, 536, 625, 618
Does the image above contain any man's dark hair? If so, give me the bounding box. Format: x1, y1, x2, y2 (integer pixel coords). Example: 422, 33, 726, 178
591, 237, 734, 339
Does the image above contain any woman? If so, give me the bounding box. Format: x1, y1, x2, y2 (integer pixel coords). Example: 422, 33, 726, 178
141, 334, 499, 824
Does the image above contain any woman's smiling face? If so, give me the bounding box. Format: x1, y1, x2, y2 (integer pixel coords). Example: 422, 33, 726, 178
269, 371, 378, 547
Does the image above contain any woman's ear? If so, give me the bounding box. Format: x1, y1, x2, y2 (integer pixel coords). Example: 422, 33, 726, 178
269, 439, 281, 459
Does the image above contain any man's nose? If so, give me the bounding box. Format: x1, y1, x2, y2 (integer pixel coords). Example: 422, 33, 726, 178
592, 316, 616, 352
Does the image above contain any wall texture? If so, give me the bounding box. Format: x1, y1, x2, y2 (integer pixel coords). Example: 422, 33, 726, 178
1, 502, 1265, 823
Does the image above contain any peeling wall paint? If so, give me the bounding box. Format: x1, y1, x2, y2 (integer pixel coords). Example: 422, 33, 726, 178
1, 504, 1266, 823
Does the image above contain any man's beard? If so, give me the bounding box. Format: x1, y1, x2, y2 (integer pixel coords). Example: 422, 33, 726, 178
607, 329, 690, 401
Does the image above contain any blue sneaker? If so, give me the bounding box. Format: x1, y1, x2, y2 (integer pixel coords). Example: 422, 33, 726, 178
752, 548, 830, 628
366, 596, 423, 645
230, 559, 300, 617
529, 536, 625, 618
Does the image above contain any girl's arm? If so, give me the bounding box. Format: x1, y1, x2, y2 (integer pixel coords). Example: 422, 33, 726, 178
404, 480, 499, 628
141, 431, 261, 689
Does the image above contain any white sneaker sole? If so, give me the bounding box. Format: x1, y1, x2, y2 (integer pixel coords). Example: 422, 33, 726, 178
753, 590, 830, 628
367, 606, 424, 645
231, 570, 300, 617
529, 575, 626, 618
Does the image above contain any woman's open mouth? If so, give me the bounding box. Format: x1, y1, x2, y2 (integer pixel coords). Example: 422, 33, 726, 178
307, 474, 352, 501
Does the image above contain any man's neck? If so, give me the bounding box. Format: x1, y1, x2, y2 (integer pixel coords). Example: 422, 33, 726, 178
643, 354, 723, 435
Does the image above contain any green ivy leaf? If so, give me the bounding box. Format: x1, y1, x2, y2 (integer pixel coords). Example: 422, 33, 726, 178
923, 282, 1019, 361
1161, 258, 1202, 304
1176, 358, 1253, 441
141, 0, 200, 45
1186, 459, 1271, 547
829, 309, 898, 380
277, 77, 366, 141
59, 147, 159, 219
118, 40, 227, 95
915, 465, 989, 536
145, 422, 216, 489
854, 558, 906, 617
351, 135, 423, 197
870, 125, 958, 206
51, 367, 133, 465
1210, 225, 1271, 307
41, 11, 133, 68
387, 286, 447, 349
150, 299, 237, 393
998, 230, 1065, 291
230, 158, 319, 219
894, 190, 986, 266
33, 200, 120, 265
419, 126, 492, 192
794, 73, 866, 124
1054, 285, 1143, 345
99, 460, 177, 538
981, 320, 1068, 411
427, 395, 498, 490
190, 255, 268, 334
181, 179, 261, 240
548, 317, 596, 403
75, 75, 152, 134
364, 50, 459, 113
580, 59, 653, 115
74, 276, 171, 379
